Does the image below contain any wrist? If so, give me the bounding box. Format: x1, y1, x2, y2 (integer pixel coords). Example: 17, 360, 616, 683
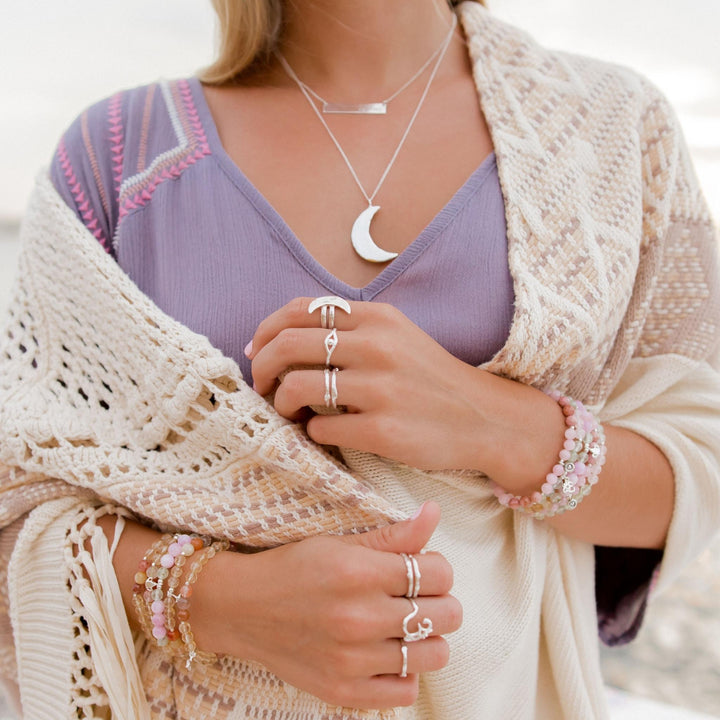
188, 547, 250, 658
466, 373, 567, 494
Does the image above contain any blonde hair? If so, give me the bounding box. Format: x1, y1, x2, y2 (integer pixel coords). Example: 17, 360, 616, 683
200, 0, 485, 85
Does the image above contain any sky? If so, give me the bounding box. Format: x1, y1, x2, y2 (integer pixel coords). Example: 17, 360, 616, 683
1, 0, 718, 221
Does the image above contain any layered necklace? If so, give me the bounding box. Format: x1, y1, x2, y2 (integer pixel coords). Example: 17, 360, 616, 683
276, 13, 457, 263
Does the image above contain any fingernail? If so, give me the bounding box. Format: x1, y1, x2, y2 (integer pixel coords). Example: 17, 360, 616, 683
244, 340, 253, 358
410, 503, 426, 520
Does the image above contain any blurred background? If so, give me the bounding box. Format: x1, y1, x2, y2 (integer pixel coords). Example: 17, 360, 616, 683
0, 1, 718, 718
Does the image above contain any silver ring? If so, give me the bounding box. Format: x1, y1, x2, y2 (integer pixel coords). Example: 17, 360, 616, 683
400, 553, 420, 598
324, 368, 331, 407
400, 553, 414, 598
402, 599, 433, 643
308, 296, 352, 329
324, 367, 339, 409
324, 328, 338, 367
330, 367, 338, 409
409, 554, 421, 598
399, 641, 408, 678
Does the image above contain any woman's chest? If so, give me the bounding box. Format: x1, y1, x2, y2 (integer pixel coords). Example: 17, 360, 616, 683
202, 74, 494, 288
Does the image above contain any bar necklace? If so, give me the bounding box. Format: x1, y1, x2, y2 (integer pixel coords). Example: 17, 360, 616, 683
276, 13, 457, 263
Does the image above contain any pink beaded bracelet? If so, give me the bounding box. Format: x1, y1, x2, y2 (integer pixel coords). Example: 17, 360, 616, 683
493, 392, 607, 519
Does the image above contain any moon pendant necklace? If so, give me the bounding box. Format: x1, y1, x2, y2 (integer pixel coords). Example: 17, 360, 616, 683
276, 13, 456, 264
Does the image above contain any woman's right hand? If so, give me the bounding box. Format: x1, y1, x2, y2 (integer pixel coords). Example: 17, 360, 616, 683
194, 502, 461, 710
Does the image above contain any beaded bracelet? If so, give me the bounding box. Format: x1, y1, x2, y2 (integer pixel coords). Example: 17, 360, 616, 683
493, 392, 607, 519
132, 534, 173, 643
174, 538, 230, 668
132, 533, 229, 666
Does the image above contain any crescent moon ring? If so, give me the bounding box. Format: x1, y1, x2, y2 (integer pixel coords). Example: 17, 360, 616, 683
308, 296, 352, 317
351, 205, 399, 264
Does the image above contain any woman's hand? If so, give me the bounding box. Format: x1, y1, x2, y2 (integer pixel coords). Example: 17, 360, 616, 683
194, 502, 461, 709
247, 298, 496, 470
246, 297, 565, 488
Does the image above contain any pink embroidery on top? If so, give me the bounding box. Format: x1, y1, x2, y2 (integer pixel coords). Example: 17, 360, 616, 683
108, 93, 125, 200
116, 79, 211, 230
57, 135, 111, 253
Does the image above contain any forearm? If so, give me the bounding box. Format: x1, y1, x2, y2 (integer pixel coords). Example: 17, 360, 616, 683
464, 371, 674, 549
95, 515, 164, 632
543, 424, 673, 549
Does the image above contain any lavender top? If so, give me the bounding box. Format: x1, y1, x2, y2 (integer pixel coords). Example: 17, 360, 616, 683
50, 77, 661, 645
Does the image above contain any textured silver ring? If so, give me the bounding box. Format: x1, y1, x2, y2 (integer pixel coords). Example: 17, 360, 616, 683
402, 599, 433, 643
409, 554, 421, 598
324, 368, 332, 407
324, 328, 338, 367
400, 553, 420, 598
330, 367, 338, 409
399, 641, 408, 678
308, 296, 352, 329
400, 553, 414, 598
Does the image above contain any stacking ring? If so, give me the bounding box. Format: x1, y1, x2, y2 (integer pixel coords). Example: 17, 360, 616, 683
308, 296, 352, 329
324, 367, 339, 409
399, 641, 408, 678
324, 328, 338, 367
400, 553, 421, 598
402, 599, 433, 643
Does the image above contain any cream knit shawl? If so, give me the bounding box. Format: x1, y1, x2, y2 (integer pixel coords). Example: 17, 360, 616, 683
1, 4, 720, 719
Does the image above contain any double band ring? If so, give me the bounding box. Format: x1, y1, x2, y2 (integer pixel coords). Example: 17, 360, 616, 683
324, 367, 339, 409
324, 328, 338, 367
399, 641, 408, 678
402, 599, 433, 643
308, 296, 352, 330
400, 553, 421, 598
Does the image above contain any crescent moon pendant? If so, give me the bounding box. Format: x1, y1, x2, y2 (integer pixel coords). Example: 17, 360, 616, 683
351, 205, 399, 263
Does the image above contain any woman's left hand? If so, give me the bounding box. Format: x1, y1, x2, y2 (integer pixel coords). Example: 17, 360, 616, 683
246, 297, 563, 478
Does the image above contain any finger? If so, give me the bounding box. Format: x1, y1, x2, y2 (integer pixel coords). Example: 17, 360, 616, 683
375, 636, 450, 677
273, 368, 382, 418
328, 674, 419, 710
380, 596, 463, 639
341, 501, 441, 556
329, 637, 450, 681
306, 406, 404, 456
248, 296, 360, 360
251, 328, 360, 396
378, 550, 454, 597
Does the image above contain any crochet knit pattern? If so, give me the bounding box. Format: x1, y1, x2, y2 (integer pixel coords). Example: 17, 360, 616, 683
1, 4, 719, 719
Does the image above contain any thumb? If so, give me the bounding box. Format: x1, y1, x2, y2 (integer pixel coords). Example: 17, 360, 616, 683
343, 502, 440, 554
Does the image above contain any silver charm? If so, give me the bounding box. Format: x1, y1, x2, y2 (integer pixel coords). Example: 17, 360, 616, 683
351, 205, 398, 263
402, 599, 433, 642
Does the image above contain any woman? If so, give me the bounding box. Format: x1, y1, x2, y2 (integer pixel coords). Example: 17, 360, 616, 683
1, 0, 718, 718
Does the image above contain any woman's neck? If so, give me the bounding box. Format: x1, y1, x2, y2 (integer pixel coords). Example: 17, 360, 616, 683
277, 0, 457, 99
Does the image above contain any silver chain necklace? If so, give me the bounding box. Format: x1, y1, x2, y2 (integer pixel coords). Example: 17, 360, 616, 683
290, 31, 449, 115
276, 13, 457, 263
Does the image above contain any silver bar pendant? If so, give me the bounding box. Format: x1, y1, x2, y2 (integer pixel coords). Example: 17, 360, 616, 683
322, 102, 388, 115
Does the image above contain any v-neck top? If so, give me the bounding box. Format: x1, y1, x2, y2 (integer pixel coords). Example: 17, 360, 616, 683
50, 77, 515, 382
49, 76, 659, 647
